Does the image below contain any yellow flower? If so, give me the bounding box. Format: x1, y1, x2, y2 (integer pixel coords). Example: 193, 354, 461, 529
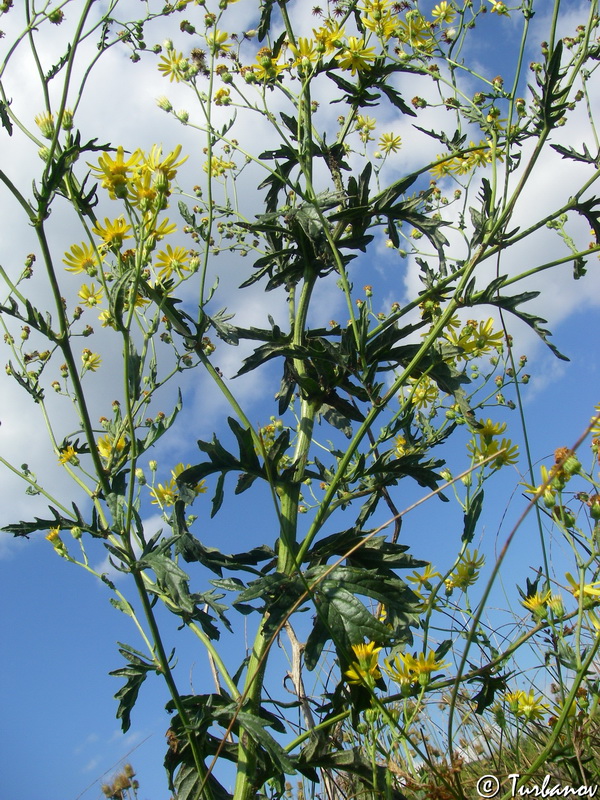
467, 434, 518, 469
34, 110, 55, 139
516, 690, 547, 721
90, 146, 141, 200
464, 141, 494, 171
150, 480, 178, 507
46, 526, 67, 553
477, 418, 507, 440
447, 549, 485, 591
289, 37, 320, 68
412, 651, 450, 679
81, 350, 102, 372
58, 445, 77, 465
214, 87, 231, 106
397, 12, 434, 51
158, 49, 189, 82
521, 590, 551, 618
394, 435, 407, 457
361, 8, 397, 42
505, 690, 524, 713
590, 404, 600, 436
404, 375, 439, 409
78, 283, 104, 307
129, 169, 157, 208
489, 1, 510, 16
407, 564, 442, 587
98, 309, 116, 328
313, 20, 345, 54
565, 572, 600, 599
335, 37, 376, 75
345, 641, 382, 688
97, 434, 127, 461
63, 242, 100, 274
46, 526, 61, 543
379, 133, 402, 154
203, 155, 236, 177
356, 115, 376, 131
155, 245, 191, 281
432, 2, 456, 24
384, 649, 448, 691
150, 463, 206, 507
449, 318, 504, 359
150, 217, 178, 242
92, 217, 132, 248
588, 609, 600, 631
142, 144, 188, 193
252, 48, 286, 82
206, 29, 230, 54
492, 438, 519, 468
383, 651, 416, 693
430, 154, 461, 179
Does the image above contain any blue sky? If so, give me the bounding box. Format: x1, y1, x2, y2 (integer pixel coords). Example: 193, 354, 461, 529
1, 1, 599, 798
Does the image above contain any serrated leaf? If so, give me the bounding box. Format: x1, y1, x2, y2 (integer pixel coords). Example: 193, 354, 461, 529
322, 405, 353, 438
473, 281, 568, 360
109, 597, 135, 616
468, 671, 510, 715
0, 99, 13, 136
463, 489, 484, 543
109, 645, 155, 732
296, 746, 405, 799
234, 710, 296, 774
140, 550, 195, 615
551, 142, 598, 165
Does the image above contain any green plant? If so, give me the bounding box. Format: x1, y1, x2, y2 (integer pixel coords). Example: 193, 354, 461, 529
1, 1, 599, 798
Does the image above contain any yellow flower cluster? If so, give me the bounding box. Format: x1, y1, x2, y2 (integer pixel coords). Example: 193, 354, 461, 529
384, 649, 449, 692
345, 641, 382, 688
150, 463, 207, 508
61, 142, 192, 329
430, 142, 495, 179
467, 418, 519, 470
90, 144, 187, 207
505, 689, 547, 721
445, 548, 485, 592
446, 318, 504, 360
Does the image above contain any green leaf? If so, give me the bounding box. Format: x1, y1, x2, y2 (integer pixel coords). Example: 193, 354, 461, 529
211, 472, 226, 517
306, 528, 426, 573
468, 671, 510, 715
574, 196, 600, 244
551, 142, 599, 165
140, 550, 195, 615
0, 99, 13, 136
257, 0, 275, 41
173, 501, 275, 576
472, 278, 568, 360
109, 643, 156, 732
322, 405, 354, 439
45, 45, 71, 81
109, 597, 135, 617
463, 489, 484, 543
305, 586, 390, 670
234, 710, 296, 775
1, 503, 103, 539
296, 746, 405, 799
170, 763, 232, 800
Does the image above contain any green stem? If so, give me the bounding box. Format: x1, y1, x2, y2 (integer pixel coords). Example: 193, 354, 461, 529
131, 564, 213, 800
35, 223, 111, 498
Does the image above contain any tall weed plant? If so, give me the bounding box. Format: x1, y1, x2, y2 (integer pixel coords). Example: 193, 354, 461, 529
1, 0, 599, 798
